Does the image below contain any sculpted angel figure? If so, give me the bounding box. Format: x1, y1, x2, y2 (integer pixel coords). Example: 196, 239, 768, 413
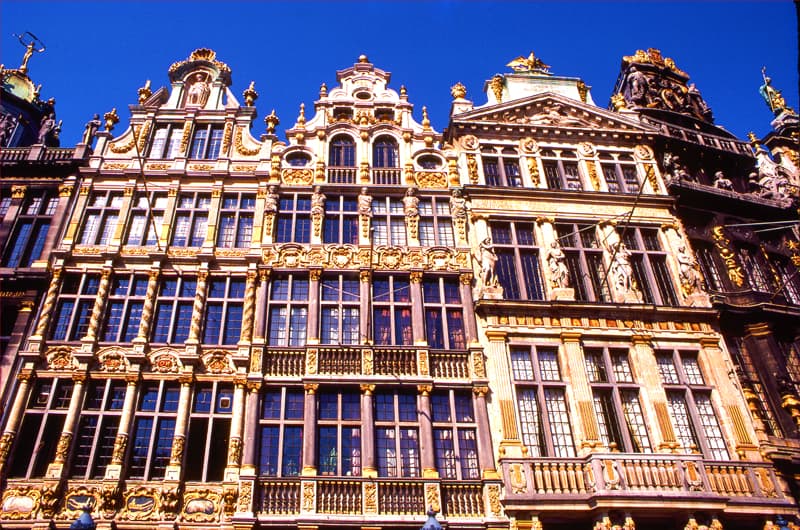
311, 186, 326, 216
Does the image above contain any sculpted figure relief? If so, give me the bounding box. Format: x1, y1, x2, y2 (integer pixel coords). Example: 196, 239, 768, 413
82, 113, 101, 145
311, 185, 326, 216
677, 245, 703, 296
626, 66, 649, 106
547, 240, 570, 289
712, 171, 734, 191
358, 187, 373, 217
403, 187, 419, 218
478, 237, 498, 287
449, 188, 467, 219
37, 112, 56, 144
263, 185, 279, 214
610, 242, 634, 294
0, 112, 18, 147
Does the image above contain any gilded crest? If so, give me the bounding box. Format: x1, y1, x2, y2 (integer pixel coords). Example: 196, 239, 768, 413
45, 346, 78, 371
96, 347, 130, 372
148, 348, 182, 374
202, 350, 235, 374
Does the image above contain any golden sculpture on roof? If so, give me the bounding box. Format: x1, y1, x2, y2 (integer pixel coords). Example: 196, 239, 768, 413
14, 32, 46, 74
622, 48, 687, 77
507, 52, 551, 74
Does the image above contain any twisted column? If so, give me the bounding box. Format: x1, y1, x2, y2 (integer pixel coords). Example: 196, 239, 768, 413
33, 268, 63, 339
240, 268, 258, 344
136, 268, 160, 341
188, 269, 209, 343
84, 268, 112, 341
0, 370, 34, 475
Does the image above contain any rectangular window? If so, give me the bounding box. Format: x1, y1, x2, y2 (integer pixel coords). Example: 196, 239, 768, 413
101, 274, 148, 343
171, 192, 210, 247
371, 197, 406, 246
275, 194, 311, 244
128, 381, 179, 480
422, 277, 465, 349
372, 276, 412, 346
189, 124, 224, 160
323, 196, 358, 245
510, 345, 575, 457
259, 388, 304, 476
431, 390, 479, 479
267, 274, 309, 347
418, 197, 454, 247
69, 379, 126, 479
79, 191, 122, 246
202, 276, 245, 345
317, 390, 361, 476
542, 152, 583, 191
151, 276, 196, 344
184, 382, 234, 481
49, 274, 100, 342
375, 391, 420, 477
491, 222, 544, 301
126, 192, 166, 246
320, 274, 360, 345
216, 193, 255, 248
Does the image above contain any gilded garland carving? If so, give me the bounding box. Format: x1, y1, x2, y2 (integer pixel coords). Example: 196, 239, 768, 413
234, 126, 261, 156
221, 121, 233, 155
111, 434, 128, 465
179, 121, 192, 156
238, 480, 253, 513
364, 482, 377, 514
643, 164, 658, 190
146, 162, 171, 170
585, 160, 600, 191
424, 483, 440, 513
711, 225, 745, 287
104, 162, 130, 170
467, 154, 479, 184
488, 484, 501, 516
301, 482, 315, 512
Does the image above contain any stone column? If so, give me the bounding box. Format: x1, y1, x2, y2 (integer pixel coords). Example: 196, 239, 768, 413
240, 381, 261, 476
164, 372, 193, 481
360, 270, 371, 344
417, 385, 437, 478
29, 267, 64, 351
204, 186, 223, 250
186, 267, 209, 354
628, 334, 678, 452
361, 384, 377, 478
302, 383, 318, 476
105, 374, 139, 480
459, 273, 479, 345
698, 336, 759, 459
409, 271, 426, 345
239, 267, 258, 348
159, 184, 180, 248
253, 268, 270, 345
252, 183, 267, 247
46, 371, 88, 478
473, 386, 499, 479
484, 330, 524, 457
0, 300, 35, 398
63, 182, 92, 246
0, 369, 34, 475
81, 266, 112, 351
225, 378, 247, 481
307, 269, 321, 345
133, 266, 160, 353
559, 332, 601, 454
110, 184, 136, 248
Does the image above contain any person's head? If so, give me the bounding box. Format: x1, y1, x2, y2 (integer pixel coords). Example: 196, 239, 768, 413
361, 187, 368, 194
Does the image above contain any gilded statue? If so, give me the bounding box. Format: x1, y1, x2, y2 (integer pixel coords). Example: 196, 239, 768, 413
507, 51, 551, 74
186, 73, 211, 107
760, 67, 793, 116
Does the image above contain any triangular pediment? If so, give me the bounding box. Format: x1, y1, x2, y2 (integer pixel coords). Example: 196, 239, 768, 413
452, 92, 656, 133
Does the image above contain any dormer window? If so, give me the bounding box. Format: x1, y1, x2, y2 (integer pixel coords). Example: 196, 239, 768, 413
375, 108, 394, 122
286, 152, 312, 167
417, 156, 442, 170
333, 108, 353, 121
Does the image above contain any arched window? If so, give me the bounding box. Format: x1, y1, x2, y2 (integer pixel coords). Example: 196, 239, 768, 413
329, 136, 356, 167
373, 136, 399, 168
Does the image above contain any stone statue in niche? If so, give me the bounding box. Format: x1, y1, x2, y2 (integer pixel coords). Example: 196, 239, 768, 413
663, 152, 692, 181
186, 73, 211, 107
712, 171, 734, 191
547, 240, 570, 289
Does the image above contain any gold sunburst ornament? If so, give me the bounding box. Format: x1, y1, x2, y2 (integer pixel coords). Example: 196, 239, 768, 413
507, 52, 551, 74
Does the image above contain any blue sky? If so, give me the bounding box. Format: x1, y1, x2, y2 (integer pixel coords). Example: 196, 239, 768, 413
2, 1, 797, 145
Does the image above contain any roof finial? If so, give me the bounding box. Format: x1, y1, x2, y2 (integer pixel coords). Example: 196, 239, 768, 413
297, 103, 306, 126
243, 81, 259, 107
358, 54, 369, 64
265, 109, 280, 134
450, 82, 467, 100
138, 80, 152, 105
320, 82, 328, 98
422, 106, 431, 130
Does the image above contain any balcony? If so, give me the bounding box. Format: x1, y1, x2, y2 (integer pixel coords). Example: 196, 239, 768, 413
328, 167, 357, 184
500, 454, 793, 510
372, 168, 402, 185
261, 346, 471, 378
257, 477, 486, 518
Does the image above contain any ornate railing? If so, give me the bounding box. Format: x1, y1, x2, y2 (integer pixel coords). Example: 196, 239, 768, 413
441, 483, 484, 518
501, 454, 789, 503
263, 349, 305, 377
258, 480, 301, 514
316, 480, 362, 514
377, 480, 424, 515
430, 350, 470, 379
372, 168, 402, 185
0, 147, 30, 161
374, 348, 417, 376
317, 346, 361, 374
328, 167, 357, 184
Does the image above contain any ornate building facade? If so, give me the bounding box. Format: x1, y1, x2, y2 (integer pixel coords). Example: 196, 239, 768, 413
0, 35, 90, 417
610, 48, 800, 508
0, 48, 797, 530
